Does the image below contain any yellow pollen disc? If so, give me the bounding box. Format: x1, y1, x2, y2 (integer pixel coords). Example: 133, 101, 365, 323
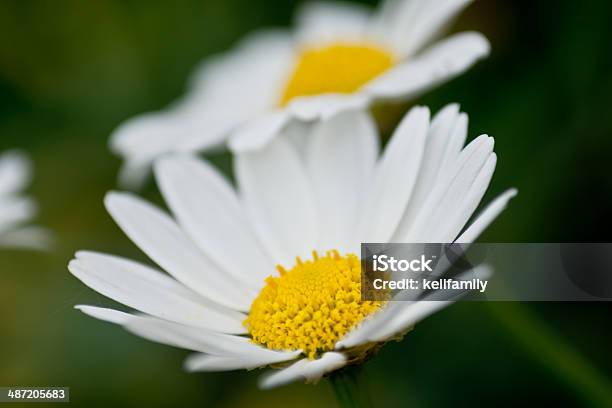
279, 42, 395, 106
244, 250, 384, 359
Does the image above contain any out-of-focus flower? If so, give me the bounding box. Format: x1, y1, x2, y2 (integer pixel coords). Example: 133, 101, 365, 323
71, 105, 515, 388
0, 151, 51, 250
112, 0, 490, 186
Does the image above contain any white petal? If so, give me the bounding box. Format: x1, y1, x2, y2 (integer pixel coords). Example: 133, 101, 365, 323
365, 32, 490, 100
230, 95, 371, 154
0, 150, 31, 196
436, 111, 469, 179
456, 188, 518, 243
76, 305, 299, 360
111, 30, 294, 168
125, 315, 296, 359
401, 134, 494, 242
370, 0, 419, 43
392, 104, 462, 240
110, 111, 211, 165
259, 352, 347, 389
422, 136, 495, 241
69, 251, 247, 334
79, 305, 234, 353
379, 0, 474, 57
235, 136, 317, 266
294, 1, 373, 45
180, 30, 294, 152
184, 352, 299, 372
287, 93, 371, 122
0, 197, 37, 233
104, 192, 255, 311
282, 120, 317, 159
154, 155, 273, 289
0, 226, 52, 250
358, 106, 430, 242
438, 153, 497, 241
187, 30, 293, 110
334, 310, 387, 350
306, 110, 378, 251
228, 110, 290, 153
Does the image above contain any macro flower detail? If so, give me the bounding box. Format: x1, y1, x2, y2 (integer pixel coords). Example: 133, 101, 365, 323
70, 105, 516, 389
246, 251, 383, 359
111, 0, 490, 186
0, 150, 50, 250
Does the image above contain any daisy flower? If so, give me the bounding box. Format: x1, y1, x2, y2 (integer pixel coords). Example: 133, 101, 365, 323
70, 105, 515, 389
0, 150, 50, 250
112, 0, 490, 186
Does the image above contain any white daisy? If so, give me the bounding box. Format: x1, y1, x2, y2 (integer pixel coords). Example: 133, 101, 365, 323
0, 150, 50, 250
112, 0, 490, 186
71, 105, 515, 388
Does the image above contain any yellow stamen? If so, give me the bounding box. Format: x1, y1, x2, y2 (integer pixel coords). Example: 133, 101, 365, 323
279, 42, 395, 106
245, 251, 384, 359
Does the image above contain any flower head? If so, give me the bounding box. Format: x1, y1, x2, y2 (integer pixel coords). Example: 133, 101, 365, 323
71, 105, 515, 388
0, 150, 50, 250
111, 0, 490, 186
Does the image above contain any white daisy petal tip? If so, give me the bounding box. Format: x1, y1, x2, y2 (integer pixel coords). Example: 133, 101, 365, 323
468, 31, 491, 57
74, 305, 132, 325
182, 354, 247, 373
228, 111, 290, 153
0, 150, 32, 194
456, 188, 518, 243
287, 93, 371, 122
294, 0, 373, 45
151, 154, 187, 184
183, 349, 303, 373
103, 190, 124, 209
258, 352, 347, 389
441, 102, 461, 115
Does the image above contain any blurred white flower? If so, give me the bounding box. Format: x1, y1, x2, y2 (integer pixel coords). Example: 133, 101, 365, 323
0, 151, 51, 250
112, 0, 490, 186
71, 105, 515, 388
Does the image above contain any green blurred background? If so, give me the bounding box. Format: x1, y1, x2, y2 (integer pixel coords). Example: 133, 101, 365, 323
1, 0, 612, 406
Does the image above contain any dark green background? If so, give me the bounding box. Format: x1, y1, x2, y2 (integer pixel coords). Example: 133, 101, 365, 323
1, 0, 611, 406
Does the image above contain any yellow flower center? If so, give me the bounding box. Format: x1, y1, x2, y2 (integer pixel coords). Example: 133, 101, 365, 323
279, 42, 395, 106
245, 251, 384, 359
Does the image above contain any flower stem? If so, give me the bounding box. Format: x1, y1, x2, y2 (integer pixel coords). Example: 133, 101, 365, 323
329, 365, 373, 408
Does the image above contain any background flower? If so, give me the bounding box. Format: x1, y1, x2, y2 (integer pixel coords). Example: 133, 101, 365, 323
0, 150, 50, 249
110, 0, 489, 186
